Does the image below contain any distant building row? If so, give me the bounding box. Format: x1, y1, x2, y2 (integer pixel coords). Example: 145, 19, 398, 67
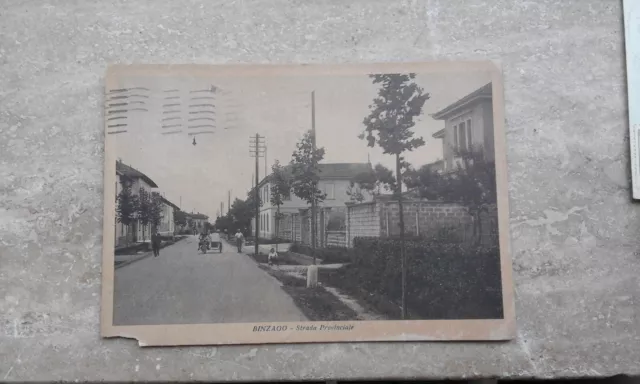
114, 161, 208, 247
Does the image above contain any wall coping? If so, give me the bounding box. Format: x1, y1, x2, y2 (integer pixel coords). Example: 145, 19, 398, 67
345, 200, 376, 208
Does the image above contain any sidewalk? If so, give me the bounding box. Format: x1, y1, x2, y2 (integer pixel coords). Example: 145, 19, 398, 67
115, 251, 153, 269
114, 236, 187, 269
221, 237, 249, 254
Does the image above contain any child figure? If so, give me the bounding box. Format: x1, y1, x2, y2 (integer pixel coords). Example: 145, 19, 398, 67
268, 247, 278, 266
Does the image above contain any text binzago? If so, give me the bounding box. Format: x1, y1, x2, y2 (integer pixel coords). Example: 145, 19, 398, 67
252, 325, 288, 332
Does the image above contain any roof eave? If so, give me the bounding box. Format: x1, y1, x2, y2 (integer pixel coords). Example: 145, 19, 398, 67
431, 83, 493, 120
432, 129, 445, 139
143, 177, 159, 188
160, 197, 179, 210
431, 95, 491, 120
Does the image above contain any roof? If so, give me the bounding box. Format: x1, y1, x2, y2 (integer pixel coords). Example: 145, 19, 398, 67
431, 83, 493, 121
160, 196, 179, 210
257, 162, 373, 187
187, 213, 209, 220
375, 188, 421, 200
425, 160, 444, 170
432, 129, 445, 139
318, 163, 373, 179
116, 160, 159, 188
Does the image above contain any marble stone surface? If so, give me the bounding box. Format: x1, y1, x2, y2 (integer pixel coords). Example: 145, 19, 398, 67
1, 0, 638, 381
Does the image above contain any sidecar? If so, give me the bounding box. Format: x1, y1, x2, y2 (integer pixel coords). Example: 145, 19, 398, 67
209, 233, 223, 253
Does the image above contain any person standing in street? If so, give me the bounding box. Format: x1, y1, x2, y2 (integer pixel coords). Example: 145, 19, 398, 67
151, 230, 161, 257
234, 229, 244, 253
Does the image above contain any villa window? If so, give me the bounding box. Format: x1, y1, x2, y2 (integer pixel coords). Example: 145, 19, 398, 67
453, 118, 473, 153
324, 183, 335, 200
457, 121, 467, 152
466, 119, 472, 150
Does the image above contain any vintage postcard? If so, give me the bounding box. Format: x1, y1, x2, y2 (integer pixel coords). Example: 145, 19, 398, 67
624, 0, 640, 199
101, 62, 515, 346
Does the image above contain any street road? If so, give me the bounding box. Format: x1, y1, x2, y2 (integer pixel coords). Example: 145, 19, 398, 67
113, 235, 307, 325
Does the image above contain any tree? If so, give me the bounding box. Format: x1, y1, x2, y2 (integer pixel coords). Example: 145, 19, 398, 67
404, 150, 497, 245
290, 129, 326, 262
174, 209, 187, 231
215, 214, 232, 234
346, 182, 366, 203
447, 149, 497, 245
229, 197, 257, 235
347, 163, 397, 202
270, 160, 291, 251
136, 187, 152, 241
149, 192, 164, 233
404, 163, 453, 201
361, 73, 430, 319
116, 182, 138, 243
245, 187, 262, 215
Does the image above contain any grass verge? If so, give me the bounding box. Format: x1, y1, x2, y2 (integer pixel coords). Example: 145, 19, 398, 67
318, 267, 416, 320
247, 252, 302, 265
259, 266, 359, 321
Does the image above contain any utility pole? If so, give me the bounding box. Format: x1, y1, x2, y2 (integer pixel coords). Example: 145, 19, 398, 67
228, 190, 231, 215
220, 202, 223, 218
311, 90, 317, 263
264, 146, 268, 180
249, 133, 266, 256
179, 196, 182, 210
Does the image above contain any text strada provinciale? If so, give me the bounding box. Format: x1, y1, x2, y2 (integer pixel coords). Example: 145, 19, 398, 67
252, 324, 356, 332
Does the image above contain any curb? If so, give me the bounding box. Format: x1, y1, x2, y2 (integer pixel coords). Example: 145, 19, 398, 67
115, 251, 153, 269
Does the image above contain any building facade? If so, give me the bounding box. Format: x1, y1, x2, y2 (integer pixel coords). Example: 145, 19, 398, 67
431, 83, 495, 172
157, 196, 179, 237
251, 163, 373, 239
114, 169, 131, 247
114, 160, 159, 246
186, 212, 209, 233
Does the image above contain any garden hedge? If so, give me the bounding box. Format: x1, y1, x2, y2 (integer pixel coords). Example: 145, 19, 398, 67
347, 237, 504, 319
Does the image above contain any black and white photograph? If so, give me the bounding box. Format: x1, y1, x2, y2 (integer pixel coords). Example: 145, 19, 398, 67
101, 62, 514, 345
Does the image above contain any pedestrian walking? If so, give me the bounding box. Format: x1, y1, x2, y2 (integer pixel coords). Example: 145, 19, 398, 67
151, 231, 161, 257
234, 229, 244, 253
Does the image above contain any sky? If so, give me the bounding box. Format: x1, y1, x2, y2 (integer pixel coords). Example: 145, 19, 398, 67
110, 68, 492, 220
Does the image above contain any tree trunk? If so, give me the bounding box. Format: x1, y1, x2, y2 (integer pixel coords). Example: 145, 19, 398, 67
396, 153, 407, 320
476, 211, 483, 246
311, 200, 316, 265
275, 206, 280, 252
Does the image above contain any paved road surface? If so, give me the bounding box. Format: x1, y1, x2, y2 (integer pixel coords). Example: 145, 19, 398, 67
113, 235, 307, 325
